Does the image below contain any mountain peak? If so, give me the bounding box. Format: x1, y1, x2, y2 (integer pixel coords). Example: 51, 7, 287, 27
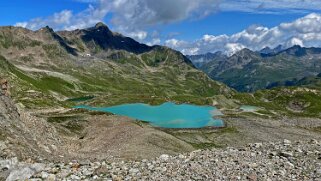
38, 26, 54, 33
290, 45, 302, 49
259, 44, 284, 55
95, 22, 108, 29
235, 48, 254, 55
89, 22, 112, 35
259, 46, 272, 54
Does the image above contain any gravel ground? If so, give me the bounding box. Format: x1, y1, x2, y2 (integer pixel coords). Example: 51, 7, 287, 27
1, 139, 320, 180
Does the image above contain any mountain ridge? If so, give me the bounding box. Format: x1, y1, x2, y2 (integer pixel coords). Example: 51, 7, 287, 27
189, 45, 321, 92
0, 23, 232, 109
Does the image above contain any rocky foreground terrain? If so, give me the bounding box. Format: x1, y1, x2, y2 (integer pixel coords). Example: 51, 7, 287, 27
1, 89, 321, 180
1, 139, 320, 180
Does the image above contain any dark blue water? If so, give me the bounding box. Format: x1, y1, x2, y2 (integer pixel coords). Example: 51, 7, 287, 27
75, 102, 224, 128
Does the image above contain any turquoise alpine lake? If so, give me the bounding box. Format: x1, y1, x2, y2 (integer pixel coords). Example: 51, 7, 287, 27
75, 102, 224, 128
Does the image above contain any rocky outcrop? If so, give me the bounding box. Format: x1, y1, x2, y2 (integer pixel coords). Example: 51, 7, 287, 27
0, 95, 66, 161
0, 79, 8, 96
0, 95, 68, 179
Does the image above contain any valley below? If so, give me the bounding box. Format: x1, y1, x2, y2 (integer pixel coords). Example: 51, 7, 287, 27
1, 93, 321, 180
0, 23, 321, 180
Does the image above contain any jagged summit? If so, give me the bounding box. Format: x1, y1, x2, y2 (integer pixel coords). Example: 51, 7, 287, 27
259, 45, 284, 55
76, 23, 153, 54
94, 22, 108, 29
231, 48, 259, 58
37, 25, 55, 33
89, 22, 113, 34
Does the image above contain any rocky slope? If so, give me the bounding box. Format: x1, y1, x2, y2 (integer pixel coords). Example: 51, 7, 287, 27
1, 139, 320, 180
0, 95, 67, 161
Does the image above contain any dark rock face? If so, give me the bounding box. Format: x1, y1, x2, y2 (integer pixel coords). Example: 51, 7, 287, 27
79, 23, 153, 54
35, 26, 78, 56
0, 79, 8, 96
0, 96, 20, 128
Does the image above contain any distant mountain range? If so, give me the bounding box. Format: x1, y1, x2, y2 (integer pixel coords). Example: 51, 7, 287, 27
258, 45, 284, 55
187, 52, 227, 68
1, 23, 321, 118
188, 45, 321, 92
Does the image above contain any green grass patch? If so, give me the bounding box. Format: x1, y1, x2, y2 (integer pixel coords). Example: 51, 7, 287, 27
312, 127, 321, 133
67, 96, 95, 102
63, 120, 87, 133
0, 131, 7, 141
190, 142, 222, 149
47, 116, 82, 123
218, 126, 239, 134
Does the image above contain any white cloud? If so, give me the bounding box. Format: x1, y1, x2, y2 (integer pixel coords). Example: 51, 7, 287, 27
221, 0, 321, 14
165, 39, 188, 48
15, 0, 220, 32
166, 13, 321, 55
127, 31, 148, 40
15, 22, 28, 28
225, 43, 246, 55
146, 38, 161, 46
14, 0, 321, 50
109, 0, 220, 31
182, 47, 200, 55
15, 0, 321, 32
286, 37, 304, 47
15, 0, 220, 42
15, 6, 108, 31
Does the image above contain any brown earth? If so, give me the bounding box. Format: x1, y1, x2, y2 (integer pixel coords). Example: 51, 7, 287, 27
1, 94, 321, 164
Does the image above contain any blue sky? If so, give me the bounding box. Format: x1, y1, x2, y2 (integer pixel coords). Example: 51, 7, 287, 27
2, 0, 321, 54
159, 12, 304, 40
0, 1, 305, 37
0, 1, 83, 24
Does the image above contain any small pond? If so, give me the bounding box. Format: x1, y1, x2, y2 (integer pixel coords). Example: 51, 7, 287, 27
240, 105, 259, 112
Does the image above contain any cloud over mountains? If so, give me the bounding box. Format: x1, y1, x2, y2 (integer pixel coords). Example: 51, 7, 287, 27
166, 13, 321, 55
16, 0, 220, 40
14, 0, 321, 54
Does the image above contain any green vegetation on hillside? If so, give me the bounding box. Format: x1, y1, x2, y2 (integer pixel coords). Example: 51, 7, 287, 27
0, 25, 234, 109
233, 87, 321, 118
